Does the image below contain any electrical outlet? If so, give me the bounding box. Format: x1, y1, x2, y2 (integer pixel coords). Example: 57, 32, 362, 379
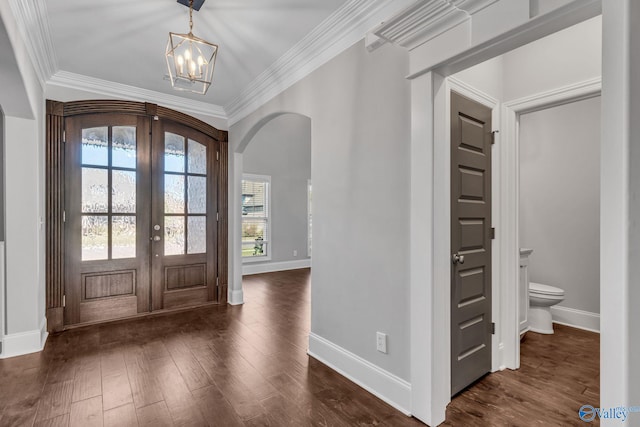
293, 250, 298, 257
376, 332, 387, 354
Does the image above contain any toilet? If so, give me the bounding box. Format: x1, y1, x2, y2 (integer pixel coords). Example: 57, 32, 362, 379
528, 282, 565, 334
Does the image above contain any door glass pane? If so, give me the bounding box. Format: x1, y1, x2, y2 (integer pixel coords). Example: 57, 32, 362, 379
112, 216, 136, 259
165, 174, 185, 214
82, 127, 108, 166
82, 168, 108, 213
112, 126, 137, 169
187, 176, 206, 214
187, 216, 206, 254
164, 216, 185, 255
188, 139, 207, 174
82, 215, 108, 260
165, 133, 185, 173
112, 170, 136, 213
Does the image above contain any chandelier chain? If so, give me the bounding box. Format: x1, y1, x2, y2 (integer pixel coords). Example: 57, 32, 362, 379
189, 0, 194, 33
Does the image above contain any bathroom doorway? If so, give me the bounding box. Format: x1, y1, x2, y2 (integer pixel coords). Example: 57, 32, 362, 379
435, 14, 602, 408
518, 96, 601, 335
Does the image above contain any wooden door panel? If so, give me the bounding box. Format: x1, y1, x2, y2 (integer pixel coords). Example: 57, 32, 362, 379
451, 92, 493, 396
49, 100, 228, 331
150, 120, 218, 310
65, 114, 151, 326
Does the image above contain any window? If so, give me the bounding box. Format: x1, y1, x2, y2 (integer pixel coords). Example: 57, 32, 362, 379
242, 174, 270, 261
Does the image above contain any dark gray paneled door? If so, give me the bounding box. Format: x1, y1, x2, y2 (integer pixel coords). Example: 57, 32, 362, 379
450, 91, 493, 396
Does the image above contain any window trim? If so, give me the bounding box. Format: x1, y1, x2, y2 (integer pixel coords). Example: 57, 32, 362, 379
241, 173, 271, 263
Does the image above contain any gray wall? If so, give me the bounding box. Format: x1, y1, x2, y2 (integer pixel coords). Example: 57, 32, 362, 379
231, 40, 411, 380
501, 15, 602, 101
0, 106, 4, 242
242, 113, 311, 263
519, 97, 601, 314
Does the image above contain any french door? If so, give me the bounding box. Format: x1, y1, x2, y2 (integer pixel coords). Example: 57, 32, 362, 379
64, 113, 219, 326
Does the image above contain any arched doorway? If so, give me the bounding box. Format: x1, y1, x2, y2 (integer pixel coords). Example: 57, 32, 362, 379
229, 112, 312, 304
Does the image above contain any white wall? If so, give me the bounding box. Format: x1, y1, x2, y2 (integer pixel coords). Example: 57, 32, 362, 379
242, 114, 311, 265
4, 116, 41, 333
519, 97, 601, 314
452, 55, 504, 100
599, 0, 638, 415
231, 40, 412, 388
502, 15, 602, 101
455, 15, 602, 104
0, 1, 47, 356
0, 107, 4, 243
626, 0, 640, 409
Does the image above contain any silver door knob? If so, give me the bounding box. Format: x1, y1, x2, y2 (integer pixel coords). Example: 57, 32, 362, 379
452, 253, 465, 265
153, 235, 161, 241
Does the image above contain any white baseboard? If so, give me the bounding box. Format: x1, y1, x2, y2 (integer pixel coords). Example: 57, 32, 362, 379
308, 332, 412, 416
551, 305, 600, 333
242, 259, 311, 276
228, 289, 244, 306
1, 318, 48, 359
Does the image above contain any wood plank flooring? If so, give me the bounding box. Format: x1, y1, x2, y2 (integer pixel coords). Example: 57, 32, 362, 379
444, 324, 600, 426
0, 268, 599, 426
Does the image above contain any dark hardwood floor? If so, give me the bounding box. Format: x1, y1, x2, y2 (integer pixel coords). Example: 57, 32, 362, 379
0, 268, 599, 426
444, 324, 600, 426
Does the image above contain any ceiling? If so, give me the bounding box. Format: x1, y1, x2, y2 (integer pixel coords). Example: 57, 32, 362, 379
45, 0, 349, 111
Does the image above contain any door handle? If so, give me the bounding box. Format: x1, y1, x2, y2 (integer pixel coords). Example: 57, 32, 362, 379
452, 253, 465, 265
153, 235, 161, 242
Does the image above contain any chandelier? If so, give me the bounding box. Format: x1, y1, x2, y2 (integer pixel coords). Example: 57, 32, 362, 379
166, 0, 218, 94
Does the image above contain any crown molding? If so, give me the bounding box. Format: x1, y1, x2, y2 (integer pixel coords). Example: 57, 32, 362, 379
8, 0, 58, 84
452, 0, 499, 15
48, 71, 227, 120
224, 0, 417, 125
373, 0, 468, 49
369, 0, 498, 51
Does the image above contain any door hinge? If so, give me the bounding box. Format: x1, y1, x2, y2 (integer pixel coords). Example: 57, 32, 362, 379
63, 210, 66, 223
216, 212, 219, 221
62, 130, 66, 143
491, 130, 499, 145
62, 295, 66, 307
216, 151, 219, 161
491, 322, 495, 334
490, 227, 495, 240
216, 277, 219, 288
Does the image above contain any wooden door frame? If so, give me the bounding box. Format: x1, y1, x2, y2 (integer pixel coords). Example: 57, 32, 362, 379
45, 99, 229, 332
